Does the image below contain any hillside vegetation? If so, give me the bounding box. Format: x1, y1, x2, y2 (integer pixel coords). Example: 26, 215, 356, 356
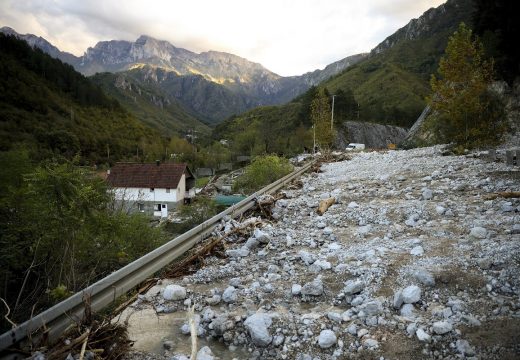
321, 0, 474, 128
214, 0, 473, 153
0, 34, 163, 164
91, 71, 210, 136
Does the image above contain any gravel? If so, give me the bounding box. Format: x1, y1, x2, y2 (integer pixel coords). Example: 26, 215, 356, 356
122, 146, 519, 360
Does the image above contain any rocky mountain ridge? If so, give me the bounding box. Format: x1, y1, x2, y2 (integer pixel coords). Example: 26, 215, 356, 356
0, 26, 366, 123
371, 0, 471, 55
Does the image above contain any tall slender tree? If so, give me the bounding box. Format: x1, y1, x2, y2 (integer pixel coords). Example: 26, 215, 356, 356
428, 22, 505, 149
310, 88, 335, 150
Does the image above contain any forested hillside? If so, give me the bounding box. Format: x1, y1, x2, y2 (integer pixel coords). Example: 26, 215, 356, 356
0, 34, 163, 164
322, 0, 474, 128
214, 0, 474, 154
91, 71, 211, 136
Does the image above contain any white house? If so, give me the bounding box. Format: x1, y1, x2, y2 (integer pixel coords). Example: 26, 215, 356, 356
107, 161, 195, 217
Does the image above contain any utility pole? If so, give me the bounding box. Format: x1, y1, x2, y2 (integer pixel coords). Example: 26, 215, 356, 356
331, 95, 336, 131
313, 124, 316, 155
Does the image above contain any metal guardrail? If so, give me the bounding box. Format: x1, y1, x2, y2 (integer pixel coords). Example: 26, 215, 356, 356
0, 160, 315, 355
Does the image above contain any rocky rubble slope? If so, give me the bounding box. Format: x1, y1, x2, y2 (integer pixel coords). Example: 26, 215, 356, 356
124, 146, 519, 360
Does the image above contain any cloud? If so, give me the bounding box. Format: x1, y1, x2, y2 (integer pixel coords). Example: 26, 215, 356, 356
0, 0, 446, 76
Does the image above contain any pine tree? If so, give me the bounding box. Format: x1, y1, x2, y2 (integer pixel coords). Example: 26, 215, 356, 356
310, 88, 335, 150
428, 23, 505, 149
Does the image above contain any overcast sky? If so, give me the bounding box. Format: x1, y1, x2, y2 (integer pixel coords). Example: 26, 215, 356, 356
0, 0, 445, 76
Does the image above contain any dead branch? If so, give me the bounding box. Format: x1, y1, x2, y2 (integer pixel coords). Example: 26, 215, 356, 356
0, 297, 17, 328
78, 328, 90, 360
485, 191, 520, 200
317, 197, 336, 215
46, 329, 90, 359
165, 221, 261, 278
188, 305, 198, 359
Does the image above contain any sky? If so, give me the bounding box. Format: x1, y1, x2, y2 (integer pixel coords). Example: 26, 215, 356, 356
0, 0, 445, 76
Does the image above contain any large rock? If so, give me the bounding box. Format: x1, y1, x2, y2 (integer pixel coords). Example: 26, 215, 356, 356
410, 245, 424, 256
469, 226, 487, 239
302, 277, 324, 296
196, 346, 216, 360
414, 269, 435, 286
163, 285, 187, 301
244, 313, 273, 347
318, 329, 337, 349
344, 280, 364, 295
222, 286, 237, 303
416, 328, 431, 342
299, 251, 317, 265
456, 339, 475, 356
393, 290, 404, 309
402, 285, 421, 303
291, 284, 302, 295
363, 300, 382, 316
422, 188, 433, 200
254, 229, 271, 243
226, 247, 250, 258
432, 321, 453, 335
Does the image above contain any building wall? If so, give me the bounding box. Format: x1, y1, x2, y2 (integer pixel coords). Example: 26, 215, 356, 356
177, 174, 186, 203
113, 186, 180, 203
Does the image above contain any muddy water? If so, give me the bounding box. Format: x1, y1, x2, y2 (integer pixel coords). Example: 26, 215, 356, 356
120, 307, 248, 358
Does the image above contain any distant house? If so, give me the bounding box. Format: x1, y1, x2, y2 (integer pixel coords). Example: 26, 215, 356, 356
107, 161, 195, 217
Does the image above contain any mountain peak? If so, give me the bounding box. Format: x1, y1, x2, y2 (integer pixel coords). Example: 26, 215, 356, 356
135, 34, 161, 44
0, 26, 17, 35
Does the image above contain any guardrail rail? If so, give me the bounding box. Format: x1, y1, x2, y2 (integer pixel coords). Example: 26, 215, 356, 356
0, 159, 315, 356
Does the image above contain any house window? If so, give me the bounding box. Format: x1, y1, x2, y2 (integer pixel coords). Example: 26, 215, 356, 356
155, 204, 161, 211
162, 204, 166, 209
150, 188, 154, 192
137, 203, 145, 212
166, 188, 170, 193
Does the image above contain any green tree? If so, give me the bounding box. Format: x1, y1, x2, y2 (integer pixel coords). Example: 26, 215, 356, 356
334, 88, 358, 122
0, 153, 166, 329
428, 22, 505, 149
233, 155, 293, 194
310, 88, 335, 150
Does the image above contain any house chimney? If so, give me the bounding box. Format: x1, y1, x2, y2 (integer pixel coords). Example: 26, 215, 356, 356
156, 160, 160, 166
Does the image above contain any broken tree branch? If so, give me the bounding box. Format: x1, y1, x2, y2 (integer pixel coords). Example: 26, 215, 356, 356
485, 191, 520, 200
78, 328, 90, 360
317, 197, 335, 215
0, 297, 17, 328
188, 305, 198, 359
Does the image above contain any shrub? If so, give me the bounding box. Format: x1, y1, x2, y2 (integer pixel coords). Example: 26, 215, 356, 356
233, 155, 293, 194
164, 197, 221, 235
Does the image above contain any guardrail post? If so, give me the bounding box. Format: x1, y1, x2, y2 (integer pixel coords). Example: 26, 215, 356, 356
506, 150, 514, 166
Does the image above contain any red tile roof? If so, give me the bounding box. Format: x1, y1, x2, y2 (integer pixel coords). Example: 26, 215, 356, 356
107, 162, 193, 189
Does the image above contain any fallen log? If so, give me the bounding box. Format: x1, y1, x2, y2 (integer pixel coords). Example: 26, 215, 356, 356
317, 197, 335, 215
485, 192, 520, 200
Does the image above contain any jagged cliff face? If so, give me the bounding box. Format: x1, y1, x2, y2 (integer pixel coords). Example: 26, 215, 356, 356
77, 35, 366, 105
371, 0, 473, 55
337, 121, 409, 149
0, 27, 366, 122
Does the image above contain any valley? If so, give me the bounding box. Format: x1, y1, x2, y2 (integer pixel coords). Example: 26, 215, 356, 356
0, 0, 518, 358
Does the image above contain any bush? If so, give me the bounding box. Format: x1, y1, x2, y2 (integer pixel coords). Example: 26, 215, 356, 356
164, 197, 221, 235
233, 155, 293, 194
0, 151, 168, 330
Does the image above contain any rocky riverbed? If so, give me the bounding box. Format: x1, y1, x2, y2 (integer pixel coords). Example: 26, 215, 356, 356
123, 146, 519, 360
